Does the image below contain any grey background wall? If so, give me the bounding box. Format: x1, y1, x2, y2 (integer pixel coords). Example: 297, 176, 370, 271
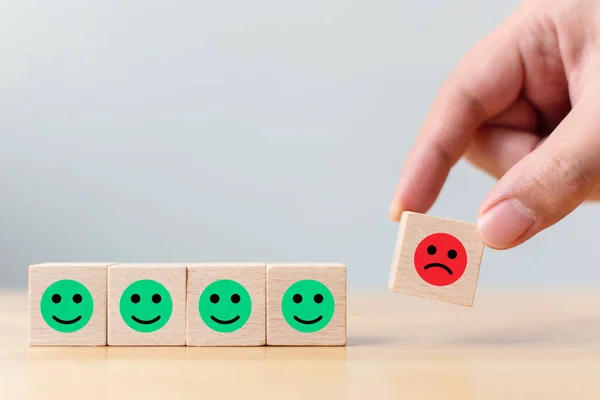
1, 0, 598, 289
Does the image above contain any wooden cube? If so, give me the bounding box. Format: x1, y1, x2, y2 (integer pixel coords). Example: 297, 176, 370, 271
108, 263, 186, 346
388, 212, 485, 307
186, 263, 266, 346
29, 262, 114, 346
266, 263, 346, 346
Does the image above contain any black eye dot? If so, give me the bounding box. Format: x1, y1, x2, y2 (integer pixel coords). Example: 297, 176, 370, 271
448, 249, 458, 259
52, 294, 61, 304
131, 294, 140, 304
314, 294, 323, 304
152, 294, 161, 304
231, 294, 240, 304
210, 294, 220, 303
427, 245, 437, 255
293, 294, 302, 303
72, 294, 82, 304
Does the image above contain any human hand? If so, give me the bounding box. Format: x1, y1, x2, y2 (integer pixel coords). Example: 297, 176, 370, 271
389, 0, 600, 250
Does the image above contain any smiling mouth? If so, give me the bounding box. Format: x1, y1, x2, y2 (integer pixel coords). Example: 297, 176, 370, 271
210, 315, 240, 325
423, 263, 453, 275
293, 315, 323, 325
52, 315, 82, 325
131, 315, 161, 325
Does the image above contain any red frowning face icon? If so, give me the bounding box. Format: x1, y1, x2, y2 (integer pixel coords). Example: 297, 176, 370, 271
414, 233, 467, 286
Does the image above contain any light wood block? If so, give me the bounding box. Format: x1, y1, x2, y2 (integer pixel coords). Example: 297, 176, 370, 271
267, 263, 346, 346
186, 263, 266, 346
108, 263, 186, 346
29, 262, 114, 346
388, 211, 485, 307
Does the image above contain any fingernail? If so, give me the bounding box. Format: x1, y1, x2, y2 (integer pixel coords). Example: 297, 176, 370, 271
388, 202, 402, 221
478, 198, 536, 248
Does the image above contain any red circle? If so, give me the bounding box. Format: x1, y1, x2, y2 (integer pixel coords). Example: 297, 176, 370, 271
413, 233, 467, 286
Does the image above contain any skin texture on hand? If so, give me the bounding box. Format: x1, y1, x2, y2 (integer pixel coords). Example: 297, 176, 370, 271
389, 0, 600, 250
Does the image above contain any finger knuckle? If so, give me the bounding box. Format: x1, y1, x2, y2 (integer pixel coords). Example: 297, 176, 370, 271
522, 154, 591, 218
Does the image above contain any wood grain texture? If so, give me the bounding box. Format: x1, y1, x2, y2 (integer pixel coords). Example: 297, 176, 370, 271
388, 212, 485, 306
108, 263, 186, 346
186, 263, 266, 346
28, 263, 114, 346
267, 263, 346, 346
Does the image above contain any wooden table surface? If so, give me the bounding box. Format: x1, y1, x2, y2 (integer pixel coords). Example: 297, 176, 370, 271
2, 288, 600, 399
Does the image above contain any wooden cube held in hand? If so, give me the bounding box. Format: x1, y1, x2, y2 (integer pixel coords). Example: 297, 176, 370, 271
186, 263, 266, 346
388, 212, 485, 307
108, 263, 186, 346
267, 263, 346, 346
29, 263, 113, 346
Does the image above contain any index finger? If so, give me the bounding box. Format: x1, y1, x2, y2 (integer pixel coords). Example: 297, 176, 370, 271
389, 18, 524, 220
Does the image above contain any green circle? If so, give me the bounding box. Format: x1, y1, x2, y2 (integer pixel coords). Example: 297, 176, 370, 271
199, 279, 252, 333
119, 280, 172, 333
282, 279, 335, 333
40, 279, 94, 333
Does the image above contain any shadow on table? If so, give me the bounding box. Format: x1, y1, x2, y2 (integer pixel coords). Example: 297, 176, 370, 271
347, 335, 398, 347
445, 317, 600, 347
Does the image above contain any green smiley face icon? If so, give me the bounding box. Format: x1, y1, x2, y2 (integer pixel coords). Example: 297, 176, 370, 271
282, 279, 335, 333
119, 280, 172, 333
199, 280, 252, 333
40, 279, 94, 333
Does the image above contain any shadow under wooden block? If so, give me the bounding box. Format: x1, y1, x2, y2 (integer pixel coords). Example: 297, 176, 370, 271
28, 262, 114, 346
388, 212, 485, 307
186, 263, 266, 346
267, 263, 346, 346
108, 263, 186, 346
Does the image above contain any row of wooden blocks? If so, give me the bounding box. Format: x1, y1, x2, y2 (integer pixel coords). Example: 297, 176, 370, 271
29, 263, 346, 347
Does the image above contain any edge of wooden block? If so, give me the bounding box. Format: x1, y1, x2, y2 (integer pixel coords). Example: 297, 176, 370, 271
29, 262, 117, 268
186, 262, 266, 268
401, 211, 478, 227
388, 212, 410, 292
108, 263, 188, 268
266, 263, 346, 269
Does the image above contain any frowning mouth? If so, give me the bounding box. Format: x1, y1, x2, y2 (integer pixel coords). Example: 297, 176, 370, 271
423, 263, 453, 275
293, 315, 323, 325
52, 315, 82, 325
131, 315, 161, 325
210, 315, 240, 325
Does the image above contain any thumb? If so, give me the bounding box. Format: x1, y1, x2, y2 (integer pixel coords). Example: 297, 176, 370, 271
477, 91, 600, 249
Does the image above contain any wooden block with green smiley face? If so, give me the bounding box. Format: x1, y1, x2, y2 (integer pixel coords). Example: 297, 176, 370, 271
29, 263, 114, 346
266, 263, 346, 346
108, 263, 187, 346
186, 263, 266, 346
